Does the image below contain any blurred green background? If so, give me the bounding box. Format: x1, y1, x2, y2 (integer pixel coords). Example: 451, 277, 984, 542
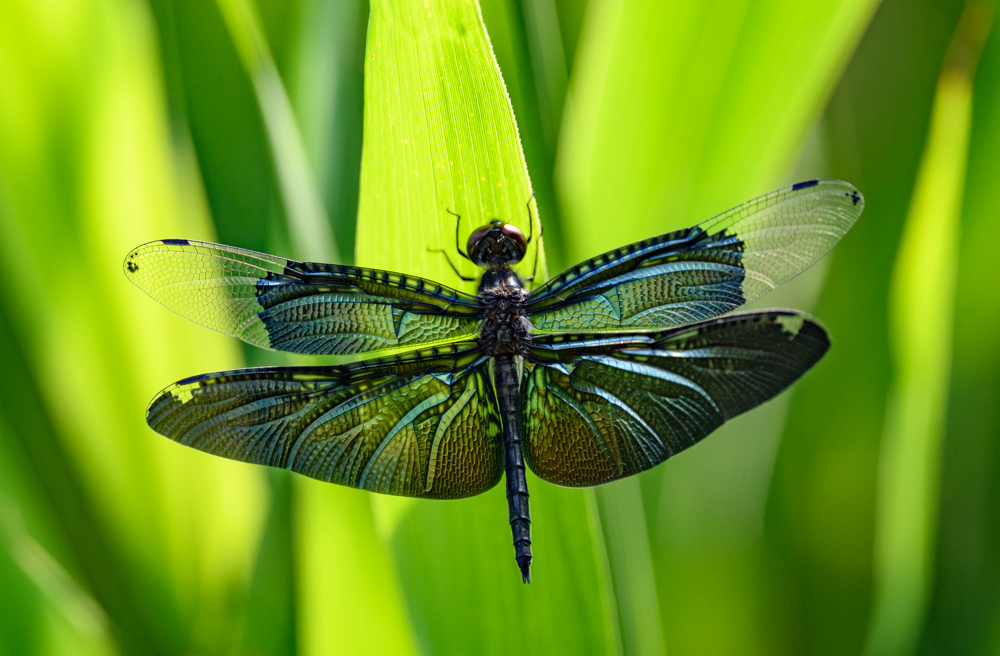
1, 0, 999, 654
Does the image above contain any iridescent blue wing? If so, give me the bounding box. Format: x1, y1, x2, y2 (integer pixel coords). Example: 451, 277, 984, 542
146, 342, 502, 498
521, 310, 829, 486
125, 240, 482, 355
526, 180, 863, 333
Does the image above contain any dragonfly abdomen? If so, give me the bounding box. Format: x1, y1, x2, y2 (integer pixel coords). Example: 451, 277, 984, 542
494, 354, 531, 583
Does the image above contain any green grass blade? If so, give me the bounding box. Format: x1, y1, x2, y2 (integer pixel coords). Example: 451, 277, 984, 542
234, 471, 296, 656
296, 482, 418, 656
479, 0, 570, 269
519, 0, 569, 151
255, 6, 421, 654
920, 5, 1000, 651
146, 0, 281, 254
864, 5, 992, 654
595, 481, 665, 656
216, 0, 339, 263
767, 1, 970, 653
285, 0, 369, 262
0, 295, 149, 655
553, 0, 589, 72
0, 463, 116, 656
558, 0, 878, 252
355, 1, 616, 653
0, 2, 269, 651
558, 1, 878, 652
375, 483, 616, 655
357, 0, 544, 290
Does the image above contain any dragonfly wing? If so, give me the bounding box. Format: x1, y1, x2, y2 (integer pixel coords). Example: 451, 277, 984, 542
527, 180, 863, 332
521, 310, 829, 486
125, 239, 482, 355
147, 343, 502, 498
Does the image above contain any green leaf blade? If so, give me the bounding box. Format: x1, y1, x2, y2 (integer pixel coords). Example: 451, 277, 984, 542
866, 5, 992, 654
556, 1, 880, 653
356, 2, 613, 654
558, 0, 879, 256
358, 0, 544, 290
769, 1, 971, 653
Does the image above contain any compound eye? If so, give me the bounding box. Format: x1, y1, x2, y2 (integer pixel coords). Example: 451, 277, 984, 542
498, 224, 527, 261
466, 225, 494, 264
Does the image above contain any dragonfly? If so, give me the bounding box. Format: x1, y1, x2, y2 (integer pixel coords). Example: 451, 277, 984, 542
125, 178, 863, 583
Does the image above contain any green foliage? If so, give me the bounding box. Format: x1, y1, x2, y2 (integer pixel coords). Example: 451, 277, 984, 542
867, 9, 991, 653
356, 0, 544, 289
555, 3, 879, 653
0, 0, 998, 654
927, 6, 1000, 651
355, 4, 610, 655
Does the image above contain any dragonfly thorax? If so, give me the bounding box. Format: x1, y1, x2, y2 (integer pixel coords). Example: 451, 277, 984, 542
477, 264, 531, 357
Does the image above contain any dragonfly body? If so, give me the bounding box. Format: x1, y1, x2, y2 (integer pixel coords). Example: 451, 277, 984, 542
471, 222, 535, 581
125, 180, 864, 583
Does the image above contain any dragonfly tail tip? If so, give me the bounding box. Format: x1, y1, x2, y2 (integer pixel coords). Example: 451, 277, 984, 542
518, 557, 531, 584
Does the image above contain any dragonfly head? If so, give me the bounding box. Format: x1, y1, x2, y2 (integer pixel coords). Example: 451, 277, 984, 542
467, 220, 527, 268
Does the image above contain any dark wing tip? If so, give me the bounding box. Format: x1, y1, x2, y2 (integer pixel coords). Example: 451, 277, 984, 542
670, 308, 832, 383
122, 239, 188, 283
144, 383, 182, 440
122, 242, 150, 282
820, 178, 865, 213
143, 369, 232, 439
762, 310, 832, 377
799, 178, 865, 213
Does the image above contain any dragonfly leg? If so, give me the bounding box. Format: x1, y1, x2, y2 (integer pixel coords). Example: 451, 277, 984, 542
524, 192, 537, 244
427, 247, 476, 282
445, 208, 473, 262
522, 194, 542, 284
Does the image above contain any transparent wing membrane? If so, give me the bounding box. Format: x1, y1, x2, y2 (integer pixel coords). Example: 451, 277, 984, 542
527, 180, 863, 333
125, 239, 482, 355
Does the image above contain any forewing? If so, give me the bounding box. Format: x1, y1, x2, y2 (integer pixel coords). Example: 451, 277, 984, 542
125, 239, 482, 355
521, 310, 829, 486
527, 180, 862, 332
146, 343, 502, 498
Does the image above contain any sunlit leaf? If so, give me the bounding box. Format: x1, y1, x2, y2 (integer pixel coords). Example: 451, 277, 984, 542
357, 0, 545, 291
923, 5, 1000, 651
557, 1, 879, 651
866, 4, 993, 655
768, 1, 969, 653
284, 0, 368, 260
558, 0, 879, 253
355, 1, 616, 654
0, 1, 267, 651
